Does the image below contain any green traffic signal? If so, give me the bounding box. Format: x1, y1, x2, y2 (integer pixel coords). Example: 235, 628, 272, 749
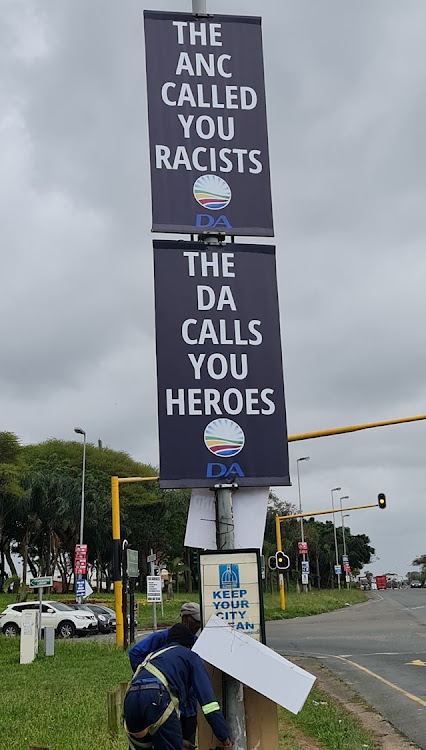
378, 493, 386, 509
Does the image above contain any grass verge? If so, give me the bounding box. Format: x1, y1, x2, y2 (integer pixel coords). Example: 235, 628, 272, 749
279, 686, 379, 750
0, 637, 131, 750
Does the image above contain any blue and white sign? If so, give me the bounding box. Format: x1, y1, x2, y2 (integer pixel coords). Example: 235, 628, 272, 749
301, 561, 309, 574
200, 550, 264, 642
75, 579, 85, 597
334, 565, 342, 575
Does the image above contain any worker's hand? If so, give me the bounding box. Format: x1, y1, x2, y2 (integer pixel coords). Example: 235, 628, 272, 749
182, 742, 195, 750
222, 739, 233, 749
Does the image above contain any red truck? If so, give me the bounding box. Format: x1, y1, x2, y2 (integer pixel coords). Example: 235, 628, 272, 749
375, 575, 387, 590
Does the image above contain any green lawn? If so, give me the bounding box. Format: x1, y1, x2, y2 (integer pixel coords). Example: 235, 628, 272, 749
0, 638, 130, 750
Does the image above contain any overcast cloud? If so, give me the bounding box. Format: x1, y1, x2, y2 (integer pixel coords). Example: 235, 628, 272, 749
2, 0, 426, 578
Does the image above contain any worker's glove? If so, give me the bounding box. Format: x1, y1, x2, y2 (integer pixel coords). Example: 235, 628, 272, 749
222, 740, 233, 749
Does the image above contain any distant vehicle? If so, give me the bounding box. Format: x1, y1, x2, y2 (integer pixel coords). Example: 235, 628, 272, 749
410, 580, 422, 588
67, 602, 116, 633
375, 575, 387, 590
361, 582, 371, 591
0, 601, 98, 638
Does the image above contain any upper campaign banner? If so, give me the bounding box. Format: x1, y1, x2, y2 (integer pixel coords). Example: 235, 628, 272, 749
144, 11, 274, 237
153, 240, 289, 488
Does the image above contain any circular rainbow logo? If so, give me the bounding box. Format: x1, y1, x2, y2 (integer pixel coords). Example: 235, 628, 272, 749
204, 418, 245, 458
193, 175, 231, 211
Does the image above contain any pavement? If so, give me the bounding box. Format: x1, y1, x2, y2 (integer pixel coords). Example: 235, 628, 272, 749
266, 588, 426, 749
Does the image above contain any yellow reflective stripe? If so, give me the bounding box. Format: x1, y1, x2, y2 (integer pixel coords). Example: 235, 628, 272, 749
202, 701, 220, 715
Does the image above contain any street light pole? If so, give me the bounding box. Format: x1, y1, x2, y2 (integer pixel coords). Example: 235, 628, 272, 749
340, 496, 349, 589
74, 427, 86, 603
331, 487, 341, 590
296, 457, 310, 594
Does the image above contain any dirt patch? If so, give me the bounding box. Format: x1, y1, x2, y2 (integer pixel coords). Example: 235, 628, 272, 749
278, 716, 324, 749
290, 657, 419, 749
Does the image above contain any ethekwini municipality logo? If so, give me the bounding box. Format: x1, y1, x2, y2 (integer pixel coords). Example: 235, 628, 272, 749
204, 418, 245, 458
193, 174, 231, 210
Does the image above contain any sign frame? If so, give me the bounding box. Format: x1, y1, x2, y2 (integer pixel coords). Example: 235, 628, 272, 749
198, 548, 266, 643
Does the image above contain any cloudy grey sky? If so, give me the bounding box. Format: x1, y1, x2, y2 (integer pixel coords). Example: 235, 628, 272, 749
2, 0, 426, 578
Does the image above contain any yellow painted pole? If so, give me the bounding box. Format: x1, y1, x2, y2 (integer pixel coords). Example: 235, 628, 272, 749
111, 476, 123, 647
278, 502, 379, 521
118, 476, 159, 484
275, 516, 285, 611
288, 414, 426, 442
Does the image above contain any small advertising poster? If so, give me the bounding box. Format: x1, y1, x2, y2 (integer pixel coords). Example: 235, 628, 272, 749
147, 576, 162, 603
199, 549, 265, 642
74, 544, 87, 575
298, 541, 308, 555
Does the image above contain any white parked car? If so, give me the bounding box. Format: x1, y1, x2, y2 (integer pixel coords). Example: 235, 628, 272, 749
0, 600, 98, 638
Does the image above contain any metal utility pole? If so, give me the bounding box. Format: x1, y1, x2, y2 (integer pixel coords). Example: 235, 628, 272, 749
340, 496, 349, 589
296, 457, 310, 593
192, 0, 207, 12
74, 427, 86, 603
331, 487, 341, 590
216, 484, 247, 750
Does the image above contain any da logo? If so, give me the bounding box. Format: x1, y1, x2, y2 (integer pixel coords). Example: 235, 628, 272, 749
219, 564, 240, 590
204, 419, 244, 457
193, 175, 231, 211
204, 419, 245, 478
193, 174, 232, 230
206, 462, 245, 479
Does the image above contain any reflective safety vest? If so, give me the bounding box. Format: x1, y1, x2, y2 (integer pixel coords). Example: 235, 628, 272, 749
124, 645, 180, 749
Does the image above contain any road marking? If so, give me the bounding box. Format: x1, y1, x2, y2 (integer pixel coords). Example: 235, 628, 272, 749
332, 656, 426, 708
405, 659, 426, 667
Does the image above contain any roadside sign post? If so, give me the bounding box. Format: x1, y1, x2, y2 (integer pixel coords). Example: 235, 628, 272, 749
144, 3, 291, 747
147, 549, 160, 631
127, 548, 139, 645
29, 577, 53, 641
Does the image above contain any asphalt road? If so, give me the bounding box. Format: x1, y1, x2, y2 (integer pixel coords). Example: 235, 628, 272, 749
266, 588, 426, 749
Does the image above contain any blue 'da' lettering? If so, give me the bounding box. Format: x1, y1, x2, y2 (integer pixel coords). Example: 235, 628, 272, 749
196, 214, 232, 229
206, 462, 245, 479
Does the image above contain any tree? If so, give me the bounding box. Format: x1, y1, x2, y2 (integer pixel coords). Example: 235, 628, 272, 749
0, 432, 26, 590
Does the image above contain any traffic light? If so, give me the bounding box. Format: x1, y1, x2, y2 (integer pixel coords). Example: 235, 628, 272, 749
378, 493, 386, 509
268, 555, 277, 571
276, 551, 290, 570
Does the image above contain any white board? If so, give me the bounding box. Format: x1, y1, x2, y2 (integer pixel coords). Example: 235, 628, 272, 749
184, 487, 269, 550
193, 615, 315, 715
147, 576, 162, 602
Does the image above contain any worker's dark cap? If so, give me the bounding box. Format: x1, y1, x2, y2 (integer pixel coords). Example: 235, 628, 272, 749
167, 623, 194, 648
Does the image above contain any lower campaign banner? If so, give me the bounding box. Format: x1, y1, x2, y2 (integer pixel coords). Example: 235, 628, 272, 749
153, 240, 290, 488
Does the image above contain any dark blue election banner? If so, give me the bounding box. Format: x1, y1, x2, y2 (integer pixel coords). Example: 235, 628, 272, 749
144, 11, 273, 237
153, 240, 289, 488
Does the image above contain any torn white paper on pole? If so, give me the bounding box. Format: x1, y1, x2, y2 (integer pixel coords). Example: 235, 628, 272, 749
193, 615, 316, 714
184, 487, 269, 550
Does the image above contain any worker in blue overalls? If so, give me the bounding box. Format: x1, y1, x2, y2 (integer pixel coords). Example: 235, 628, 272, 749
123, 623, 233, 750
129, 602, 200, 745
